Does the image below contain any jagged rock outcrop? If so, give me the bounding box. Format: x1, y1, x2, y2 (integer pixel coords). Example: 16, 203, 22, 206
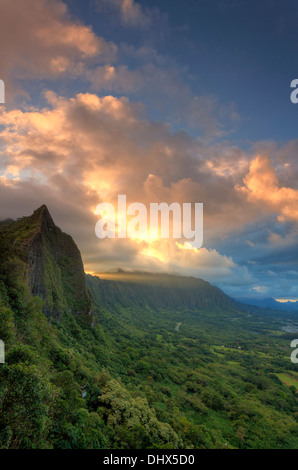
1, 205, 93, 322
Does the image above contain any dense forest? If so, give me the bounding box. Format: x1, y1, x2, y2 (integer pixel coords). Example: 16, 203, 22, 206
0, 206, 297, 449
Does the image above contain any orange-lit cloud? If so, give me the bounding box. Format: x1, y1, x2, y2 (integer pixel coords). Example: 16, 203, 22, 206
237, 154, 298, 222
1, 0, 298, 300
0, 0, 117, 98
0, 90, 255, 281
0, 90, 297, 286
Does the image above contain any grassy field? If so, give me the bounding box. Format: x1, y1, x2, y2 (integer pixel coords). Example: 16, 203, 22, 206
276, 372, 298, 390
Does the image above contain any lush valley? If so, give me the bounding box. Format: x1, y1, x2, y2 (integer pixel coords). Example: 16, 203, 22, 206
0, 207, 297, 449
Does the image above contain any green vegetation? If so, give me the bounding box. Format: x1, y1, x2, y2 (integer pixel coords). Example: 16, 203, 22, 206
276, 372, 298, 390
0, 207, 297, 449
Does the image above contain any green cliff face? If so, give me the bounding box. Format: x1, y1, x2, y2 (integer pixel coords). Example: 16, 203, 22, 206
0, 205, 93, 322
86, 271, 236, 312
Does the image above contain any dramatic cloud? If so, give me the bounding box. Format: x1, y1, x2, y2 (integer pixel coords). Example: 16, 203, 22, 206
0, 0, 117, 97
2, 88, 297, 296
88, 61, 231, 139
0, 0, 235, 140
237, 154, 298, 223
0, 90, 256, 283
0, 0, 297, 299
0, 91, 259, 230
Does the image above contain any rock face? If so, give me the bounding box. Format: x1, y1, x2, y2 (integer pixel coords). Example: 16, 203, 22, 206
3, 205, 93, 321
86, 271, 236, 312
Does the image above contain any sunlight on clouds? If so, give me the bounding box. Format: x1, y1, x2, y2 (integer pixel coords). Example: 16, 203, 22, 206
0, 175, 15, 187
205, 156, 248, 177
138, 239, 236, 274
36, 23, 102, 57
0, 91, 282, 287
237, 154, 298, 222
5, 165, 22, 179
50, 57, 70, 74
0, 0, 117, 97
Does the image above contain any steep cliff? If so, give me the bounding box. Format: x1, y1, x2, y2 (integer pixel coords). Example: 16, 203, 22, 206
87, 271, 237, 312
0, 205, 92, 321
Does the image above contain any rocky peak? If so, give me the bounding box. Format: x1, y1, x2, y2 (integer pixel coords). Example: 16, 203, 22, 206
3, 205, 93, 323
32, 204, 56, 231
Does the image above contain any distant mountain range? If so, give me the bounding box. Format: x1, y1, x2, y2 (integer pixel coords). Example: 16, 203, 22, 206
235, 296, 298, 312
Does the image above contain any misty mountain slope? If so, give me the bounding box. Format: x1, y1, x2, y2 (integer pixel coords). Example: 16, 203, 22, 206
86, 271, 250, 342
86, 271, 236, 311
85, 271, 285, 348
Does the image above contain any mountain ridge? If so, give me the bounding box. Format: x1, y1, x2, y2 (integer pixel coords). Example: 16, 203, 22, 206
0, 205, 93, 322
86, 271, 237, 312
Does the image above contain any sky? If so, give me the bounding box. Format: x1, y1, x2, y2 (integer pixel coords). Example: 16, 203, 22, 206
1, 0, 298, 300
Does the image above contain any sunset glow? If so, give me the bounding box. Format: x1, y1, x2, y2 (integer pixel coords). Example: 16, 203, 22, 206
0, 0, 298, 301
